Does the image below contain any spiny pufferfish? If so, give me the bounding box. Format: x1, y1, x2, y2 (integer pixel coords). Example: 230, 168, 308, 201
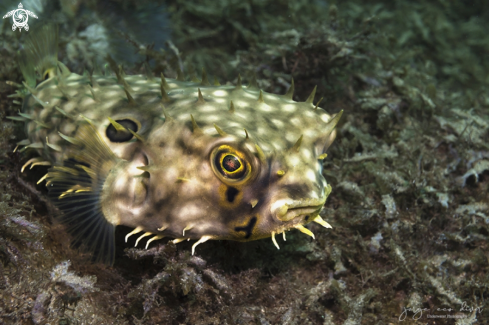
10, 25, 342, 264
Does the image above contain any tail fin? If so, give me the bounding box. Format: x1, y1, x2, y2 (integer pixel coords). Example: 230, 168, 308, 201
18, 24, 59, 87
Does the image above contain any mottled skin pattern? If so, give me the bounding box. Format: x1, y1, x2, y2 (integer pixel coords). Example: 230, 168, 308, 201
17, 30, 340, 262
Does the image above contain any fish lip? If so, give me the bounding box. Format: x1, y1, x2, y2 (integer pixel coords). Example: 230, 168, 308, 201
271, 196, 327, 222
280, 205, 324, 222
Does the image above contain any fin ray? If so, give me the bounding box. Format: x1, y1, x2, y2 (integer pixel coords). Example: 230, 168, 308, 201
46, 124, 120, 265
19, 24, 59, 85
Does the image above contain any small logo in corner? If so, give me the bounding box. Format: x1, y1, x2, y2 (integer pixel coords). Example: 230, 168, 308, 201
3, 3, 38, 32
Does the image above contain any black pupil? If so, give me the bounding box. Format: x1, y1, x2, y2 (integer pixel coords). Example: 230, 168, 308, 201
106, 119, 138, 143
222, 155, 241, 172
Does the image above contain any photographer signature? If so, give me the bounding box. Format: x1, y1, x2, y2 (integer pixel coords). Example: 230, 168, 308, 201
399, 302, 483, 321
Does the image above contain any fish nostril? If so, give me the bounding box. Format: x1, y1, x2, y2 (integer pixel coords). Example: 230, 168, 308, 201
131, 150, 151, 176
133, 149, 149, 167
142, 151, 149, 166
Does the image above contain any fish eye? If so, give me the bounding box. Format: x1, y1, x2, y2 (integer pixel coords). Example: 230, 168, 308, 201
106, 119, 139, 142
220, 154, 244, 177
211, 145, 252, 184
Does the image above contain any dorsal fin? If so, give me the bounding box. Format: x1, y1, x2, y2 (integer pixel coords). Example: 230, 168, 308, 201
18, 24, 59, 87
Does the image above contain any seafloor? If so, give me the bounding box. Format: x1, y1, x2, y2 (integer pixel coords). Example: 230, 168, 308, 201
0, 0, 488, 324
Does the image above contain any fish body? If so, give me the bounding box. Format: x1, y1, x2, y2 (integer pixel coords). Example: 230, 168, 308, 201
13, 25, 341, 264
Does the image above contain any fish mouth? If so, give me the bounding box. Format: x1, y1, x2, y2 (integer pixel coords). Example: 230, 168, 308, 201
271, 196, 327, 222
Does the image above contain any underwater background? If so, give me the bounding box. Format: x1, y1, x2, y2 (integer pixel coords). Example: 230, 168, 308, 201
0, 0, 488, 324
